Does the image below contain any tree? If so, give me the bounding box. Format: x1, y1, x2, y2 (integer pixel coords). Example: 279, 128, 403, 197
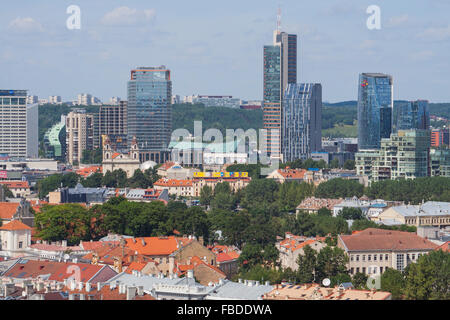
38, 172, 79, 199
337, 207, 364, 220
210, 192, 236, 211
343, 160, 355, 170
403, 250, 450, 300
214, 182, 231, 195
381, 268, 405, 300
314, 178, 364, 198
199, 186, 213, 206
329, 158, 340, 169
317, 207, 332, 217
128, 169, 152, 188
262, 244, 279, 268
81, 172, 103, 188
315, 246, 349, 283
2, 185, 14, 198
238, 243, 264, 271
352, 272, 368, 290
296, 245, 318, 284
331, 273, 352, 287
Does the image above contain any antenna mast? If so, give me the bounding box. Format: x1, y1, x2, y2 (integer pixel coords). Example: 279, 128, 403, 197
277, 6, 281, 34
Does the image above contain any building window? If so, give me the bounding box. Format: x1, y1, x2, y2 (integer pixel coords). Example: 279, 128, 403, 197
396, 254, 405, 272
374, 255, 377, 261
356, 267, 360, 273
356, 255, 359, 261
362, 255, 365, 261
385, 254, 389, 260
18, 242, 23, 248
380, 267, 383, 273
380, 254, 383, 261
351, 268, 354, 274
362, 267, 366, 274
350, 255, 354, 262
368, 255, 371, 261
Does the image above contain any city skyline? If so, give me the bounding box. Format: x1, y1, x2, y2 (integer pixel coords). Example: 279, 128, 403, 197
1, 0, 450, 103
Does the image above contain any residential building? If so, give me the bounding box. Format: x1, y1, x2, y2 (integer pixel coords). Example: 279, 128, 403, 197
66, 109, 94, 165
0, 200, 34, 227
282, 83, 322, 162
357, 73, 393, 150
102, 135, 140, 178
263, 283, 392, 300
174, 256, 226, 286
374, 201, 450, 228
48, 96, 62, 105
267, 168, 307, 183
0, 220, 32, 257
205, 279, 273, 300
430, 148, 450, 177
0, 181, 31, 198
355, 130, 431, 182
191, 172, 251, 197
153, 178, 193, 197
76, 93, 101, 106
27, 96, 38, 105
210, 245, 240, 279
393, 100, 429, 132
337, 228, 438, 274
296, 197, 343, 214
127, 66, 172, 164
96, 102, 127, 150
0, 90, 37, 158
109, 97, 121, 105
276, 233, 326, 271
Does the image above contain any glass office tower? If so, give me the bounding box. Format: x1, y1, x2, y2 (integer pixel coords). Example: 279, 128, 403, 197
127, 66, 172, 163
282, 83, 322, 162
393, 100, 430, 132
357, 73, 393, 150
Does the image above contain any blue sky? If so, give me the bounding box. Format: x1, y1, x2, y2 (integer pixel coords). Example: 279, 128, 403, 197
1, 0, 450, 102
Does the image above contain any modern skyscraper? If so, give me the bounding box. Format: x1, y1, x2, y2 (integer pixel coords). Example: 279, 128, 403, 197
127, 66, 172, 163
282, 83, 322, 162
393, 100, 429, 132
96, 101, 128, 150
66, 109, 94, 165
0, 90, 38, 158
263, 28, 298, 158
357, 73, 393, 150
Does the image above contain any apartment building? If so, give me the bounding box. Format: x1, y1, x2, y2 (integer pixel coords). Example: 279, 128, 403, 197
66, 109, 94, 165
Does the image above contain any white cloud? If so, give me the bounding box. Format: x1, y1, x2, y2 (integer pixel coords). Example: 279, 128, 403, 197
417, 25, 450, 41
386, 14, 409, 28
101, 7, 156, 26
8, 17, 44, 33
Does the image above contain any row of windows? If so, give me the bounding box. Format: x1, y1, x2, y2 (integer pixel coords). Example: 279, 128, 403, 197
351, 253, 389, 262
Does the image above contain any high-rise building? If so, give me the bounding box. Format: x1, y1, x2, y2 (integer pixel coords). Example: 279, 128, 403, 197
96, 101, 128, 151
43, 116, 66, 161
48, 95, 62, 105
431, 128, 449, 148
356, 130, 430, 182
357, 73, 393, 150
127, 66, 172, 163
0, 90, 38, 158
282, 83, 322, 162
430, 148, 450, 177
394, 100, 429, 132
263, 27, 298, 158
66, 109, 94, 165
27, 95, 38, 104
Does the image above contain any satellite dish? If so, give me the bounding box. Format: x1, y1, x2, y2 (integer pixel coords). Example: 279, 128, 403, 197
63, 254, 70, 261
322, 278, 331, 287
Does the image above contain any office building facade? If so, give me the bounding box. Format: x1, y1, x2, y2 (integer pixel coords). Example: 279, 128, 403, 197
282, 83, 322, 162
394, 100, 429, 132
430, 149, 450, 177
356, 130, 430, 182
357, 73, 393, 150
96, 101, 128, 150
0, 90, 36, 158
263, 30, 298, 158
127, 66, 172, 163
431, 128, 449, 148
66, 109, 94, 165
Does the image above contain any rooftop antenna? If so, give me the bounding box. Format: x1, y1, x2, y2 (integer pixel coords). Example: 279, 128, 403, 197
277, 6, 282, 34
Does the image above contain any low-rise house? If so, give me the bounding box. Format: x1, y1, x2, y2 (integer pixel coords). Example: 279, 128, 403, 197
263, 283, 392, 300
211, 245, 240, 278
276, 233, 326, 271
157, 161, 175, 177
338, 228, 438, 275
267, 168, 307, 183
175, 256, 226, 286
0, 221, 32, 258
374, 201, 450, 228
192, 175, 251, 197
154, 178, 193, 198
0, 181, 31, 198
0, 200, 34, 227
296, 197, 343, 215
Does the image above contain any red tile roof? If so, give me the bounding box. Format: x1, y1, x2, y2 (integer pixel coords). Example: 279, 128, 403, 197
80, 241, 120, 251
48, 263, 104, 283
436, 241, 450, 252
159, 161, 175, 171
0, 202, 19, 220
76, 166, 102, 178
277, 168, 307, 179
125, 236, 193, 256
125, 262, 148, 274
339, 228, 438, 251
4, 260, 65, 279
154, 178, 192, 187
0, 181, 30, 189
64, 284, 155, 300
0, 220, 32, 231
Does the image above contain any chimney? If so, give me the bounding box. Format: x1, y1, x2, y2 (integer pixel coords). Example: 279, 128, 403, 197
187, 269, 194, 279
199, 236, 204, 245
126, 286, 137, 300
4, 283, 15, 297
36, 282, 45, 292
69, 294, 74, 300
25, 284, 34, 296
86, 282, 91, 292
141, 239, 146, 246
137, 286, 144, 296
97, 282, 103, 291
265, 281, 270, 286
78, 282, 83, 291
79, 293, 85, 300
62, 240, 67, 247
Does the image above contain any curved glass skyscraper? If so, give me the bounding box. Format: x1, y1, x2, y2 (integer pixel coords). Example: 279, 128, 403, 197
357, 73, 393, 150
